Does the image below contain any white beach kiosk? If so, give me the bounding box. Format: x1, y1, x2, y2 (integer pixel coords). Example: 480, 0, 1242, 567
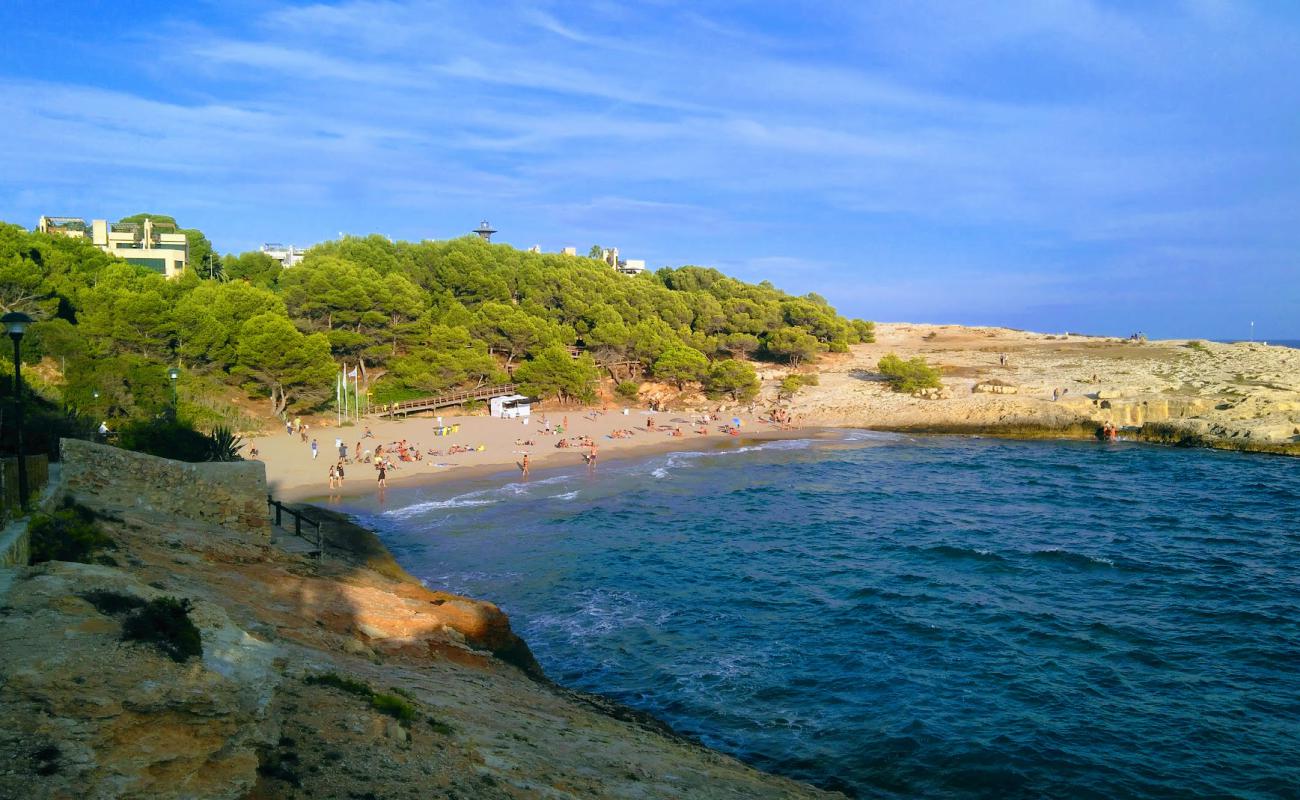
490, 393, 532, 419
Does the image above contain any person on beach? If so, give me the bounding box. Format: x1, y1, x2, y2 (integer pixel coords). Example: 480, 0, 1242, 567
583, 444, 598, 465
363, 426, 374, 439
335, 461, 345, 486
293, 416, 301, 434
285, 419, 293, 436
377, 462, 387, 489
311, 439, 319, 459
521, 453, 530, 476
328, 464, 338, 490
336, 437, 344, 459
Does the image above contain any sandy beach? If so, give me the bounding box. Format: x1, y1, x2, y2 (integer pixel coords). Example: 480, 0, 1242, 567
252, 323, 1300, 500
250, 405, 797, 501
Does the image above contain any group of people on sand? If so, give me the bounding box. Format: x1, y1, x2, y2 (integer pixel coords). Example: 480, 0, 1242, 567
763, 407, 797, 428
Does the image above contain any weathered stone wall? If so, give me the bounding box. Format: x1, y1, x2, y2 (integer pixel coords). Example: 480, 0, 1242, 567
60, 439, 269, 541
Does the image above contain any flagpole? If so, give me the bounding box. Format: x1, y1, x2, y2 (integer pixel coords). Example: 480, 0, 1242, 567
336, 368, 342, 426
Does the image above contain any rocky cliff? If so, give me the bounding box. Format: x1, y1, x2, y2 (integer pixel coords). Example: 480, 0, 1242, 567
0, 442, 834, 799
786, 324, 1300, 455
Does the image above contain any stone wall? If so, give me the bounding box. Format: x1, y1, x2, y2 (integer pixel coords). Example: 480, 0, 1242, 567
60, 439, 270, 541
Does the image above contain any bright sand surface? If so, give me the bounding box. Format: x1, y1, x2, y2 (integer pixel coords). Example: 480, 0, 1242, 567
249, 407, 800, 501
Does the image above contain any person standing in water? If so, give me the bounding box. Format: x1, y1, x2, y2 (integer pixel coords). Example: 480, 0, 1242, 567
521, 453, 530, 476
377, 461, 387, 489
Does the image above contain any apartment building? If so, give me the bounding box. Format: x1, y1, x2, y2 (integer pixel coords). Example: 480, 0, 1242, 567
38, 216, 189, 278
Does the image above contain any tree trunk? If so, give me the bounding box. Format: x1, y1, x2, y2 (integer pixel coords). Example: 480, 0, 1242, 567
272, 384, 287, 417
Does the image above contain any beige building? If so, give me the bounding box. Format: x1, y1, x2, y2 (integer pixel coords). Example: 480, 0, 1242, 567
599, 247, 647, 275
38, 216, 189, 278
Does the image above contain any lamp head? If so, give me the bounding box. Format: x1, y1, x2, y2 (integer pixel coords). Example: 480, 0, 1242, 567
168, 367, 180, 381
1, 311, 33, 338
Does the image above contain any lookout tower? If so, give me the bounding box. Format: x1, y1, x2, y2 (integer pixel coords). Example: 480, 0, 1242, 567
473, 220, 497, 242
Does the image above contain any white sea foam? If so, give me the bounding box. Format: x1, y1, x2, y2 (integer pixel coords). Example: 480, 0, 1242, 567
382, 495, 497, 518
527, 588, 651, 640
840, 429, 909, 443
644, 438, 817, 479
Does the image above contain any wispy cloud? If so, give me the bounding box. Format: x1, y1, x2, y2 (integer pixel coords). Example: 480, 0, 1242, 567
1, 0, 1298, 336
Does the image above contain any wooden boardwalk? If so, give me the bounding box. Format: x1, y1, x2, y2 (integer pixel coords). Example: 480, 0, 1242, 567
376, 383, 517, 418
369, 348, 646, 418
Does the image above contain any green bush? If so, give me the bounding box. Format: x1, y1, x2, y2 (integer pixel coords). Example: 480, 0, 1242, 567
81, 589, 146, 615
121, 596, 203, 663
305, 672, 373, 698
778, 372, 819, 399
1184, 340, 1208, 353
878, 354, 942, 393
304, 673, 420, 726
28, 501, 115, 565
117, 418, 215, 462
614, 381, 641, 402
705, 360, 759, 402
370, 692, 417, 723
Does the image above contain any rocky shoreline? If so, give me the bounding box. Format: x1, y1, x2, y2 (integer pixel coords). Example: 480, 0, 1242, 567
780, 324, 1299, 458
0, 441, 838, 799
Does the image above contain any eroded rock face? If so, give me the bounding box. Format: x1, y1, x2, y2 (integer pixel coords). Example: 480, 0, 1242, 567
0, 563, 279, 800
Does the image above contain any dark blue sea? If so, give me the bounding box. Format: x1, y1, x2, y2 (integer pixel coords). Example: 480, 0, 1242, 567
337, 433, 1300, 799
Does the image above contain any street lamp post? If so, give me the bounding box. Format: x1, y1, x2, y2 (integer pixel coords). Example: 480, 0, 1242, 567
168, 367, 180, 419
3, 311, 34, 512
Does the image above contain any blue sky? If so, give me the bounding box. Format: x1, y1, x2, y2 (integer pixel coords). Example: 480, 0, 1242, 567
2, 1, 1297, 339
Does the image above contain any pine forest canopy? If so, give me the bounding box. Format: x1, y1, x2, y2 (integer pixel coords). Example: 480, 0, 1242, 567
0, 216, 873, 427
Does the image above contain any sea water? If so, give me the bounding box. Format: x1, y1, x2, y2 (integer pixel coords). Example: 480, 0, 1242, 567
340, 434, 1299, 798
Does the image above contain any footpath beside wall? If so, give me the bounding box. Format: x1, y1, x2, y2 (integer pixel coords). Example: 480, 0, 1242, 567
60, 439, 270, 541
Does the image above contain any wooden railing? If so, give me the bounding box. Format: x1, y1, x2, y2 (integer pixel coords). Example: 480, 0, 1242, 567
267, 496, 323, 560
375, 384, 517, 418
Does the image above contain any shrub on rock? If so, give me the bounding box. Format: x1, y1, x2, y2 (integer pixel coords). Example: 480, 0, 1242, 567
878, 353, 942, 393
27, 500, 114, 565
121, 596, 203, 663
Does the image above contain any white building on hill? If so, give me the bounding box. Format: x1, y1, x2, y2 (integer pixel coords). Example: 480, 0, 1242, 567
260, 243, 307, 268
38, 215, 188, 278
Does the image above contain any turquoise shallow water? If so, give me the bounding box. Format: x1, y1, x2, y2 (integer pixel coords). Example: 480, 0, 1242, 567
338, 434, 1300, 798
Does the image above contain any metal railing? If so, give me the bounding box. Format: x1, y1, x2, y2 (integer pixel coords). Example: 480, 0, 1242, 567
267, 495, 323, 560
